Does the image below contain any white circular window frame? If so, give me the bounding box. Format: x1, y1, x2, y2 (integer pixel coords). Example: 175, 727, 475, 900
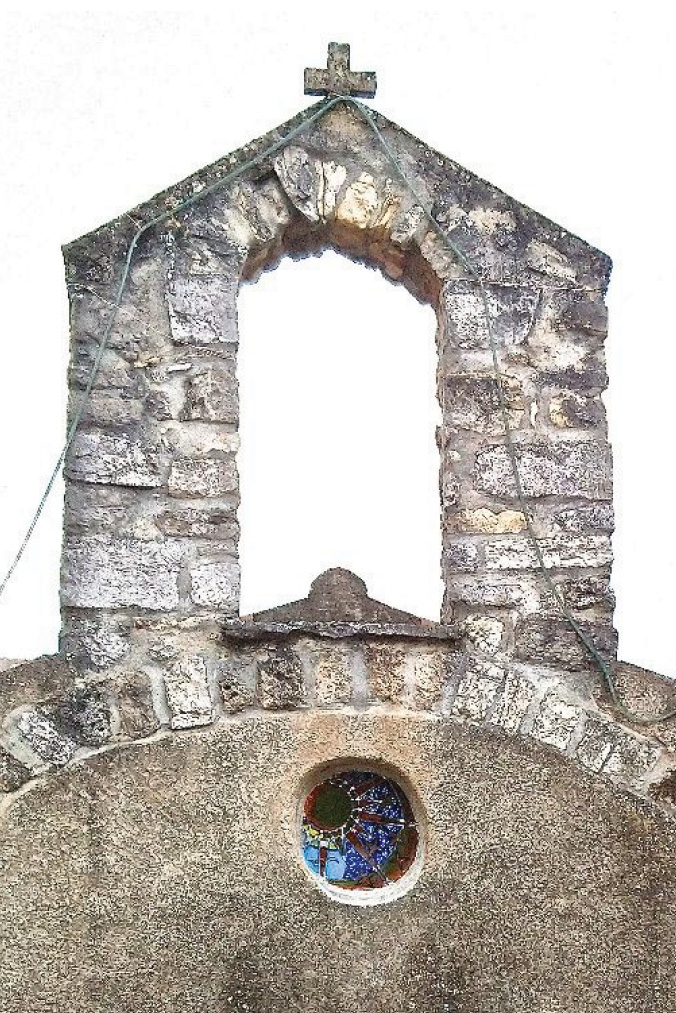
297, 759, 426, 907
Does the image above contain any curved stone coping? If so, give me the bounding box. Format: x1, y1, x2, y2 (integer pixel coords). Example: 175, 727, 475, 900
1, 648, 675, 813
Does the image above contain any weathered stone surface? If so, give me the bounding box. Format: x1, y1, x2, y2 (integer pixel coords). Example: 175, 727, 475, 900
0, 746, 30, 793
602, 728, 662, 787
476, 441, 611, 500
274, 146, 347, 223
258, 649, 304, 710
164, 422, 239, 457
166, 244, 239, 346
557, 292, 607, 336
574, 716, 617, 773
163, 656, 213, 729
442, 282, 540, 349
552, 502, 614, 533
45, 685, 112, 747
182, 364, 238, 423
514, 616, 617, 670
484, 534, 612, 571
15, 709, 77, 766
313, 647, 353, 706
410, 649, 452, 709
451, 660, 505, 720
336, 172, 390, 229
82, 391, 145, 427
555, 574, 615, 612
62, 537, 182, 610
540, 353, 608, 391
443, 541, 479, 573
113, 672, 160, 739
548, 392, 604, 429
155, 504, 238, 541
525, 241, 576, 282
490, 670, 538, 733
66, 432, 165, 488
189, 558, 239, 609
443, 373, 525, 434
363, 644, 406, 704
461, 614, 504, 655
168, 457, 237, 498
60, 616, 131, 670
531, 691, 584, 751
453, 508, 527, 534
445, 575, 541, 613
215, 659, 256, 713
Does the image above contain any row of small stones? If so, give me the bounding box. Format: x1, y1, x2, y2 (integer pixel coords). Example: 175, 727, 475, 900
0, 647, 673, 806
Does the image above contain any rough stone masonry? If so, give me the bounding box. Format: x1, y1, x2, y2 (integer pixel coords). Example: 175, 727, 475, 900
1, 44, 675, 1013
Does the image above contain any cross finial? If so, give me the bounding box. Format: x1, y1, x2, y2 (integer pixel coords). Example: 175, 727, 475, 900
304, 42, 377, 99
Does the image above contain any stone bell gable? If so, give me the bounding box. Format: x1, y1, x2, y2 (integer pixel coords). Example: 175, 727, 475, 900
1, 45, 675, 1013
61, 95, 614, 681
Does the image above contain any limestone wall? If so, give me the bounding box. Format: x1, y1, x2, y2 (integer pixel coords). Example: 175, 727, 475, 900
60, 101, 614, 680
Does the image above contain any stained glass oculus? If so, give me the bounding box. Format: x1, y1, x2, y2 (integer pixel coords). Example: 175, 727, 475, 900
301, 769, 419, 892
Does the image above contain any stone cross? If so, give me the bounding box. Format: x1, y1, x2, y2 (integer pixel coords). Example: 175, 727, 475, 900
304, 42, 377, 99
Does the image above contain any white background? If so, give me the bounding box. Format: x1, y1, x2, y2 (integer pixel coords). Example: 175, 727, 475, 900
0, 4, 673, 679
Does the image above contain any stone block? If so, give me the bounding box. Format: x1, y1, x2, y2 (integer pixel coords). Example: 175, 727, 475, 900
540, 354, 608, 391
113, 672, 160, 739
60, 616, 131, 671
215, 659, 256, 714
258, 649, 304, 710
163, 656, 213, 730
514, 616, 617, 670
443, 541, 479, 573
45, 685, 113, 747
484, 534, 612, 571
548, 392, 604, 429
274, 146, 347, 223
451, 660, 505, 721
443, 374, 525, 434
602, 729, 662, 787
475, 441, 611, 500
15, 709, 77, 766
552, 503, 614, 534
445, 576, 541, 613
555, 575, 615, 613
168, 457, 238, 498
574, 717, 617, 773
167, 266, 239, 346
441, 281, 540, 350
410, 650, 452, 710
314, 648, 354, 706
489, 671, 537, 733
554, 290, 607, 336
525, 241, 576, 282
189, 558, 240, 609
363, 645, 407, 705
461, 615, 504, 655
62, 537, 183, 610
0, 746, 31, 793
155, 504, 238, 541
82, 391, 145, 428
183, 364, 238, 423
530, 691, 584, 752
454, 508, 526, 534
66, 432, 165, 488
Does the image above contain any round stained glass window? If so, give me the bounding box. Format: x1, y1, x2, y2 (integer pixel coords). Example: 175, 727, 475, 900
300, 769, 419, 898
